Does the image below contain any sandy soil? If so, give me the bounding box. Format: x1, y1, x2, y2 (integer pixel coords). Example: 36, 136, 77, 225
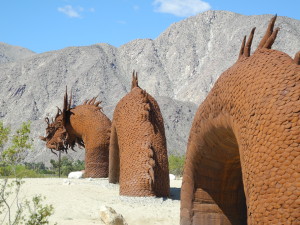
13, 178, 181, 225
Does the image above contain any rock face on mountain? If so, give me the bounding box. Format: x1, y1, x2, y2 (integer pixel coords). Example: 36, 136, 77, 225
0, 42, 35, 63
0, 11, 299, 164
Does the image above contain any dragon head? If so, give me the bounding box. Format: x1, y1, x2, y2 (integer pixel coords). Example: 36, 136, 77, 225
40, 87, 83, 155
40, 108, 67, 154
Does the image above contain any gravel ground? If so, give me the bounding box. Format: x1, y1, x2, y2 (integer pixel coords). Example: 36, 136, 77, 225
1, 178, 182, 225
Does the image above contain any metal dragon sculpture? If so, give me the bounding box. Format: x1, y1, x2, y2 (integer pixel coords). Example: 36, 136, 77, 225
40, 88, 111, 178
180, 16, 300, 224
109, 72, 170, 197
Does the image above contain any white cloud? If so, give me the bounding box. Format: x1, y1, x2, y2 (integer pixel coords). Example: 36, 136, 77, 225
133, 5, 140, 11
153, 0, 211, 17
89, 8, 95, 13
58, 5, 81, 18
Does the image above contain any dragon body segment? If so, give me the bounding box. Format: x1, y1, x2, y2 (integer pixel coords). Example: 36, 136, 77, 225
180, 16, 300, 224
109, 72, 170, 197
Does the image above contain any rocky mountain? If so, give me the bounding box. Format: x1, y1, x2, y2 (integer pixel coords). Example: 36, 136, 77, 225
0, 42, 35, 63
0, 10, 299, 164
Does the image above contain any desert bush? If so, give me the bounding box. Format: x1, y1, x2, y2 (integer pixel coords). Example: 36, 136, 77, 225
0, 121, 55, 225
50, 157, 85, 176
168, 153, 185, 177
0, 164, 43, 178
0, 163, 55, 178
24, 162, 55, 175
24, 162, 46, 171
0, 122, 10, 148
1, 122, 32, 166
24, 195, 56, 225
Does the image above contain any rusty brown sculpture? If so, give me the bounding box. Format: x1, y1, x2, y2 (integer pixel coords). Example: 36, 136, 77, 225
40, 89, 111, 178
181, 16, 300, 225
109, 71, 170, 197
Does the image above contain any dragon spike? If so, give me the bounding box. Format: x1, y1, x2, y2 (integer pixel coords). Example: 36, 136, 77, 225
294, 51, 300, 65
90, 97, 97, 105
83, 99, 88, 105
131, 70, 139, 90
258, 15, 278, 49
238, 36, 246, 59
87, 97, 96, 105
244, 27, 256, 57
95, 101, 102, 107
263, 27, 279, 49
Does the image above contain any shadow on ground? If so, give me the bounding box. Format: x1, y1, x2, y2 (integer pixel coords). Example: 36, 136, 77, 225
170, 187, 181, 200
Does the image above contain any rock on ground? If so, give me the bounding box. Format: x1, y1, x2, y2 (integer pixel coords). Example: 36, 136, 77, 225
99, 205, 128, 225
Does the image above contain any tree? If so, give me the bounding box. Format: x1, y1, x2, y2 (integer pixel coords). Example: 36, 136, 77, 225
1, 122, 32, 167
0, 121, 55, 225
0, 122, 10, 149
168, 153, 185, 177
50, 157, 85, 176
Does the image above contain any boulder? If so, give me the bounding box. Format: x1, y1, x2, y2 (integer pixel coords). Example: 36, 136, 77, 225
169, 174, 176, 180
68, 170, 84, 179
99, 205, 127, 225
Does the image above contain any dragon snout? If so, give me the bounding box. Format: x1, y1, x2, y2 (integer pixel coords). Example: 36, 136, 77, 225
46, 138, 65, 150
39, 136, 47, 142
46, 142, 57, 150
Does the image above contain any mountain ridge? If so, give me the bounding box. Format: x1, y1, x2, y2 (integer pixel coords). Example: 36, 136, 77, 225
0, 42, 35, 64
0, 10, 299, 164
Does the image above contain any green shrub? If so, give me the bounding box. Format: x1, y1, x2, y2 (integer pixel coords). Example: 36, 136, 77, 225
168, 154, 185, 177
24, 162, 55, 175
50, 157, 85, 176
0, 121, 55, 224
72, 159, 85, 171
0, 164, 43, 178
0, 121, 10, 148
24, 195, 56, 225
1, 121, 32, 165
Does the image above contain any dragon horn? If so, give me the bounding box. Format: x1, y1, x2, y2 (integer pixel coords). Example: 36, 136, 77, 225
63, 86, 68, 113
62, 86, 68, 126
68, 88, 72, 110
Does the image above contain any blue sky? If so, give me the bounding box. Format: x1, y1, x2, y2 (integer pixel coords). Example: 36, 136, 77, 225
0, 0, 299, 53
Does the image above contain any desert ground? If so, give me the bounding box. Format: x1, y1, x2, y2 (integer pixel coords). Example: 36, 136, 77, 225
15, 178, 181, 225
